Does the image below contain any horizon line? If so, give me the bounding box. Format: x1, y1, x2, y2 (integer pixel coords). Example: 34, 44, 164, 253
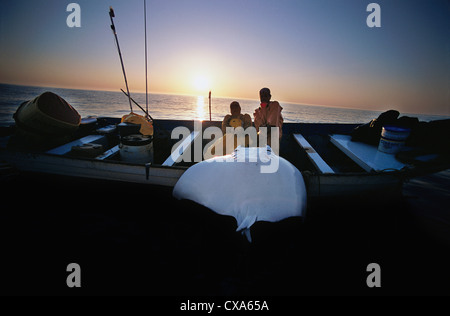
1, 81, 448, 118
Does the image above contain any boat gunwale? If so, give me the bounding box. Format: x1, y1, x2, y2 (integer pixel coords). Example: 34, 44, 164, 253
3, 118, 447, 191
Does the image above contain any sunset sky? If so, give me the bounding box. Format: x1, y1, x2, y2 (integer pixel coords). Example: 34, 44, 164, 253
0, 0, 448, 115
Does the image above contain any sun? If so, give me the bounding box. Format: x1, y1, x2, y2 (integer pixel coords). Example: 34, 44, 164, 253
193, 75, 210, 93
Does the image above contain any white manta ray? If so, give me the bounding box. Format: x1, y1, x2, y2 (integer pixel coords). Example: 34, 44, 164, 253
173, 146, 307, 241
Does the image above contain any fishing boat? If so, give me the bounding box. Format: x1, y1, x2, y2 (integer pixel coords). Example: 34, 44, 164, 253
1, 107, 448, 200
1, 6, 449, 211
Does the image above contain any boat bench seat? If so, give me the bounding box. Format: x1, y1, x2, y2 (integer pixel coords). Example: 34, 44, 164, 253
293, 134, 335, 174
329, 134, 407, 172
162, 130, 201, 166
46, 135, 106, 155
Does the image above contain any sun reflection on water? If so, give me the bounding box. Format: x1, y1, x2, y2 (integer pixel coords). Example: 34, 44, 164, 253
196, 95, 206, 121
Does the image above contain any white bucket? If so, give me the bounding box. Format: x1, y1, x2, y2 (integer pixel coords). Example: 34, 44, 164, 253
120, 134, 153, 163
378, 126, 411, 154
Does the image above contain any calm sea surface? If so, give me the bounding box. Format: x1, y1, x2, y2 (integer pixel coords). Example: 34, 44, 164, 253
0, 83, 448, 126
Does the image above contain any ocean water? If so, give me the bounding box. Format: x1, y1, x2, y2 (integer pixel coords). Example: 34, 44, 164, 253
0, 83, 448, 126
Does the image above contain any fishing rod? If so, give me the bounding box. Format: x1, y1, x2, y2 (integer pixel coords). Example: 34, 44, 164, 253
120, 89, 154, 121
109, 7, 133, 113
121, 88, 170, 137
143, 0, 149, 120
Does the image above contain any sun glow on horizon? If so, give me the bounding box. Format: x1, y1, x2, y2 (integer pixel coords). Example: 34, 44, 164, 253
192, 75, 211, 94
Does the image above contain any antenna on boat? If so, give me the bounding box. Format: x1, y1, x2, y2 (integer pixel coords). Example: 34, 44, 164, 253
143, 0, 149, 119
109, 6, 133, 113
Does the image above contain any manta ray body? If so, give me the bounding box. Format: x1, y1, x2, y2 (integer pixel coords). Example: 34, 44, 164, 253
173, 146, 307, 241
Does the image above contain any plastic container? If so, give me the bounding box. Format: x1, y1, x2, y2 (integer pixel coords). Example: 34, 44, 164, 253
119, 134, 153, 163
378, 126, 411, 154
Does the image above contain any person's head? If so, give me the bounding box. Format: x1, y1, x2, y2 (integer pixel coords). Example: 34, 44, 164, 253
230, 101, 241, 116
259, 87, 271, 103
